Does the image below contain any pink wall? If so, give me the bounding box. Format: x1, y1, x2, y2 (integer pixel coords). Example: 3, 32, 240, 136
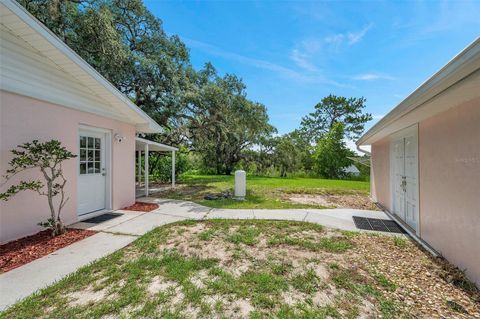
370, 138, 390, 209
0, 91, 136, 243
418, 97, 480, 285
369, 97, 480, 286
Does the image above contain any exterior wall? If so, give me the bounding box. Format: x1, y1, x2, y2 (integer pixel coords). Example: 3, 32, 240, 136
0, 91, 136, 243
418, 97, 480, 285
370, 138, 390, 209
369, 97, 480, 286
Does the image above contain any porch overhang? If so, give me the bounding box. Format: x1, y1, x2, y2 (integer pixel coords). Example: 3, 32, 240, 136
135, 137, 178, 197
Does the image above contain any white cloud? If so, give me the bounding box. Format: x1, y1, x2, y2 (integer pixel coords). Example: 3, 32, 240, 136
184, 37, 347, 87
290, 49, 318, 72
324, 34, 345, 47
352, 73, 395, 81
324, 23, 373, 48
290, 38, 323, 71
347, 23, 373, 44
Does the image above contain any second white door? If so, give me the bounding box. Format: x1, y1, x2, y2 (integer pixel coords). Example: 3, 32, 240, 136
391, 125, 419, 233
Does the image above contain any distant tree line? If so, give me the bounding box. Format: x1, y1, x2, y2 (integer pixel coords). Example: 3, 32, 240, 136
20, 0, 371, 180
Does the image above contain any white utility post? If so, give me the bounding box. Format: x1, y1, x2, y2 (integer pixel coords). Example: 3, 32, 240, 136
137, 149, 141, 183
171, 150, 176, 188
144, 143, 149, 197
234, 170, 246, 199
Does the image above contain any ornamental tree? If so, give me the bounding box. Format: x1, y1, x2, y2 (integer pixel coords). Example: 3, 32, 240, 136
0, 140, 76, 236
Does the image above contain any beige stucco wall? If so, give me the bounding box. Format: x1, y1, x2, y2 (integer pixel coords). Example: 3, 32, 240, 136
370, 138, 390, 209
418, 97, 480, 285
0, 90, 136, 243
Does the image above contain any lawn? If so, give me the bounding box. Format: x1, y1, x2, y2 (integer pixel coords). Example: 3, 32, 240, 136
153, 174, 374, 210
3, 220, 478, 318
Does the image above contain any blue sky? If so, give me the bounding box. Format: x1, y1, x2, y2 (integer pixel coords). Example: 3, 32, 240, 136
145, 0, 479, 139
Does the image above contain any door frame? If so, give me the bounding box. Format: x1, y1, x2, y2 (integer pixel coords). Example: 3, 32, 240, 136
389, 124, 420, 235
77, 124, 112, 220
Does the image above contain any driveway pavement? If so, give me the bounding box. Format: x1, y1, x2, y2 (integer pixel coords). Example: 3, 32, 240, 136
0, 198, 392, 311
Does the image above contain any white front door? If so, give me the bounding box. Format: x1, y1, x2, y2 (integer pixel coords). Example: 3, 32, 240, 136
78, 129, 107, 215
390, 125, 419, 233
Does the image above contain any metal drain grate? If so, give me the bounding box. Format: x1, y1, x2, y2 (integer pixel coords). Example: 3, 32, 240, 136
352, 216, 406, 234
83, 212, 123, 224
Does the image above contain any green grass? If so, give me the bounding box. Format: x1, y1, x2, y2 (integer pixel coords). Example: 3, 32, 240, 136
156, 174, 370, 209
2, 219, 474, 318
268, 235, 353, 253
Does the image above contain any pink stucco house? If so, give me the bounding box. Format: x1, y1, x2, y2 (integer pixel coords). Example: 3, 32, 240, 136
0, 0, 165, 243
357, 38, 480, 286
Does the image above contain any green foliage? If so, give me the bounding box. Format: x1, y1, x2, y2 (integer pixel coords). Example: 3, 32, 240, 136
0, 181, 42, 201
313, 123, 355, 179
190, 65, 276, 175
19, 1, 373, 181
147, 146, 191, 183
300, 94, 372, 142
20, 1, 275, 176
0, 140, 76, 236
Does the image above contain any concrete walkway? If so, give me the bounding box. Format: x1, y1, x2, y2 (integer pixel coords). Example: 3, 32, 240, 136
0, 198, 392, 311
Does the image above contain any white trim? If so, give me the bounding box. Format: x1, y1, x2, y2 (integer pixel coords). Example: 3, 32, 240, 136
389, 124, 420, 235
135, 137, 178, 152
172, 150, 176, 188
1, 0, 163, 133
144, 143, 149, 197
77, 124, 112, 215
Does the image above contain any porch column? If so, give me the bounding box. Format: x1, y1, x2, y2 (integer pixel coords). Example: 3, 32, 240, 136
171, 150, 176, 188
144, 143, 149, 197
137, 149, 141, 183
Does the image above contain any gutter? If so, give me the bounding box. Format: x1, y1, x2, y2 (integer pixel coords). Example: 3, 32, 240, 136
356, 144, 370, 155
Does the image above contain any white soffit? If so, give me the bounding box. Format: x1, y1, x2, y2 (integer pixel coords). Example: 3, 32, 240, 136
357, 37, 480, 146
0, 0, 162, 133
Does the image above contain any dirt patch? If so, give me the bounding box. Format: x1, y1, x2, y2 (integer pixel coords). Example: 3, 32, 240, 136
147, 276, 177, 295
0, 228, 96, 273
158, 222, 480, 318
68, 286, 112, 307
121, 201, 159, 212
287, 193, 379, 210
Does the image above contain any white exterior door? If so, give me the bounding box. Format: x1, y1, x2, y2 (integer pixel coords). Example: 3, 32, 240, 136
78, 129, 107, 215
392, 138, 406, 220
404, 132, 418, 230
390, 125, 419, 233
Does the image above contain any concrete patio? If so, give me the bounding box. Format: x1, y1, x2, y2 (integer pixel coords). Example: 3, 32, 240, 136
0, 198, 395, 311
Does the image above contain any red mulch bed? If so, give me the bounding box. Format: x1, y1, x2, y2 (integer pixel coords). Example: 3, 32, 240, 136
0, 228, 96, 273
121, 201, 159, 212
